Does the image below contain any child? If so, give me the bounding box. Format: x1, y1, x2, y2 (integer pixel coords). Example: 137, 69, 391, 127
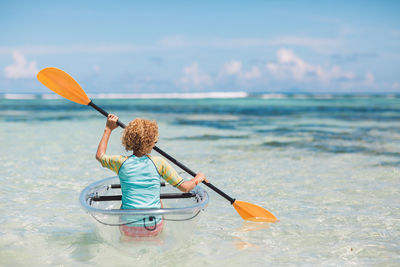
96, 114, 208, 237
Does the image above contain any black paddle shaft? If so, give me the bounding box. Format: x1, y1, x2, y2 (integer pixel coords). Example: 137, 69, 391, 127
92, 193, 195, 202
89, 101, 126, 128
88, 101, 236, 204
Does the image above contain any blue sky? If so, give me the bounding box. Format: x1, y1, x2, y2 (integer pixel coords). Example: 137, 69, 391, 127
1, 0, 399, 94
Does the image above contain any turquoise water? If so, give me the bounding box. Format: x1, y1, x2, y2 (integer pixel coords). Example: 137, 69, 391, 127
0, 96, 399, 266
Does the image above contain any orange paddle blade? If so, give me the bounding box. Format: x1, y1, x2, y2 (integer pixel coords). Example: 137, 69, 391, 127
37, 67, 90, 105
233, 200, 277, 223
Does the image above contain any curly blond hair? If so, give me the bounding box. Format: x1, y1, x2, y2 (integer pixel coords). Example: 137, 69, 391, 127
122, 118, 158, 156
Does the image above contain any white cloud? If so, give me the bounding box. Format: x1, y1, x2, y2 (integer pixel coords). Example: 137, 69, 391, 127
220, 60, 261, 81
359, 71, 376, 89
267, 49, 310, 81
177, 63, 212, 89
243, 66, 261, 80
222, 60, 242, 75
174, 50, 377, 92
320, 65, 355, 84
177, 60, 262, 90
339, 71, 377, 91
266, 48, 356, 85
4, 51, 38, 79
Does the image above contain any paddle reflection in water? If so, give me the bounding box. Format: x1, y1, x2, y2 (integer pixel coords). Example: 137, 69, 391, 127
232, 221, 271, 250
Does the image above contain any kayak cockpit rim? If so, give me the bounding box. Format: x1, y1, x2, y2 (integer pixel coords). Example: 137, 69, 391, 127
79, 176, 209, 216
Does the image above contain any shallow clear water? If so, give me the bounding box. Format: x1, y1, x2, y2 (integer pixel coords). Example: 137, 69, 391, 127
0, 96, 399, 266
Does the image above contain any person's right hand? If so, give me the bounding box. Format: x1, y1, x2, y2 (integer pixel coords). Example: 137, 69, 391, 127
106, 114, 119, 131
194, 172, 208, 184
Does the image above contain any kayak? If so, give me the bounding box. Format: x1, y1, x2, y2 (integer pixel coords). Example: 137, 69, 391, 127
79, 176, 209, 242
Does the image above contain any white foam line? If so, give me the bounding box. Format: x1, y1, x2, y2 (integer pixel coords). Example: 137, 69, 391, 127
40, 94, 62, 100
3, 94, 37, 100
261, 94, 288, 99
88, 92, 248, 99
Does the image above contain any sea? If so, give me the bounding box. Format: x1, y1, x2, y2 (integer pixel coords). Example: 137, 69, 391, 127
0, 93, 399, 266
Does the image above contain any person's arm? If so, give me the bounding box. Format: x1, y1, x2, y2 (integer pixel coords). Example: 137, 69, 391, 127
96, 114, 119, 161
150, 156, 209, 193
177, 173, 208, 193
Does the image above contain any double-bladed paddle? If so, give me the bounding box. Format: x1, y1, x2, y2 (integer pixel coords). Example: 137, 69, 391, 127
37, 67, 277, 223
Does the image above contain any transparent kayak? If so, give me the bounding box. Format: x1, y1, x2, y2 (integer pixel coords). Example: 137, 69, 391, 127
79, 176, 209, 243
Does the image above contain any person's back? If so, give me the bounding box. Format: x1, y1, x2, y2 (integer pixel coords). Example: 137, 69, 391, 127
119, 155, 161, 210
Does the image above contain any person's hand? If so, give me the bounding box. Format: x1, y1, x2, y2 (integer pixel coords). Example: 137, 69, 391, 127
106, 114, 119, 131
194, 172, 208, 185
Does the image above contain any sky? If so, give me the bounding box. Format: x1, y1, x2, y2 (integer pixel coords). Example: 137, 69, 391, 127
1, 0, 400, 94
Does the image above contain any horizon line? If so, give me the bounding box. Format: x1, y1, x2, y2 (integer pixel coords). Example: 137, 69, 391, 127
1, 91, 399, 100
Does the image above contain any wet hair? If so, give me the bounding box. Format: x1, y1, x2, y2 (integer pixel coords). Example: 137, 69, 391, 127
122, 118, 158, 156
